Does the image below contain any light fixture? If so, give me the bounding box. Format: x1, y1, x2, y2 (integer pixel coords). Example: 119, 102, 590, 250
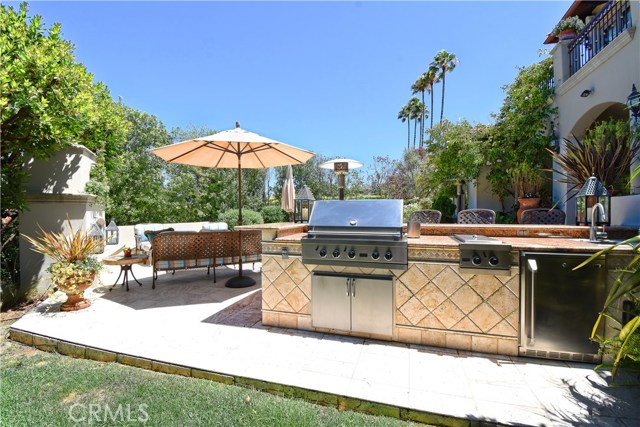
88, 222, 105, 254
294, 185, 315, 223
627, 84, 640, 120
575, 175, 610, 226
580, 89, 592, 98
105, 219, 119, 245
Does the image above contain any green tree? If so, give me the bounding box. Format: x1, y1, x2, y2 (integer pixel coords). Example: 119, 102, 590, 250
417, 120, 487, 199
0, 3, 128, 211
407, 97, 423, 149
431, 50, 459, 124
424, 66, 439, 133
487, 57, 556, 202
411, 73, 431, 148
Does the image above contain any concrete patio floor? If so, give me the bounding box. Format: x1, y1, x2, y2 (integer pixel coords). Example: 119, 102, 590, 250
9, 262, 640, 427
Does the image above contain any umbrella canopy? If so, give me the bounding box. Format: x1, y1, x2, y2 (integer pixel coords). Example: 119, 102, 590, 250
150, 123, 314, 287
281, 165, 295, 217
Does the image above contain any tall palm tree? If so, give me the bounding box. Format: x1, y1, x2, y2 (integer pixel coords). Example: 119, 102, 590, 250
397, 103, 411, 149
424, 66, 439, 132
411, 74, 428, 148
431, 50, 459, 124
408, 97, 423, 149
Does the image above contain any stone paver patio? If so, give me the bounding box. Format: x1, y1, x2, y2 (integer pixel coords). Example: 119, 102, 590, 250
9, 262, 640, 427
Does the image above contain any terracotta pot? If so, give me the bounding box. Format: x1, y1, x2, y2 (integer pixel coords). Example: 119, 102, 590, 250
558, 29, 577, 41
59, 273, 95, 312
517, 197, 542, 223
123, 249, 132, 258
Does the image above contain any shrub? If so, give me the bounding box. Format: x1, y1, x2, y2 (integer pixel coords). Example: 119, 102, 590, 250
432, 194, 456, 223
218, 209, 263, 230
260, 205, 289, 224
403, 202, 421, 223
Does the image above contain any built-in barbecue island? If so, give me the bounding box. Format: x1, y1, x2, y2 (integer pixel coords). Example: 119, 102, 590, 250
239, 200, 636, 362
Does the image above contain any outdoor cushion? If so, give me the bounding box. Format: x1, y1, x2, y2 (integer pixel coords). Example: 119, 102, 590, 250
144, 227, 175, 242
134, 223, 164, 242
201, 222, 229, 231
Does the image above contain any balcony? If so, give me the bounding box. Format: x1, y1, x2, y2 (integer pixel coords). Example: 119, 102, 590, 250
568, 0, 633, 76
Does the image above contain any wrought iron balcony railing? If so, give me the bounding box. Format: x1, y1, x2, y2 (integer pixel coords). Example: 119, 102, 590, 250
568, 0, 633, 76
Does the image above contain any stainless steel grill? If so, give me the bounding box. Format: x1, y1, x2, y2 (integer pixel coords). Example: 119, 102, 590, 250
453, 234, 511, 271
301, 199, 408, 270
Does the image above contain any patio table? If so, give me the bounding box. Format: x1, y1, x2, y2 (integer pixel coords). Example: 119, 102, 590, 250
102, 253, 149, 291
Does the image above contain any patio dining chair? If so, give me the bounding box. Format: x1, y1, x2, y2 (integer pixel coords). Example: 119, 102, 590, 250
519, 208, 566, 225
457, 209, 496, 224
409, 209, 442, 224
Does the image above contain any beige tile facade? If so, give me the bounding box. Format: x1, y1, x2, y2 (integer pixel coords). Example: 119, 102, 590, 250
261, 245, 520, 356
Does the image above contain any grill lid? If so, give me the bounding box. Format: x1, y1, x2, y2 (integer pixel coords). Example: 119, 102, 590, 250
308, 199, 403, 229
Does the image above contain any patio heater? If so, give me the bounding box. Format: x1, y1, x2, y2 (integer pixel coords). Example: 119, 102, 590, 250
575, 175, 610, 226
105, 219, 119, 245
294, 185, 315, 223
319, 158, 363, 200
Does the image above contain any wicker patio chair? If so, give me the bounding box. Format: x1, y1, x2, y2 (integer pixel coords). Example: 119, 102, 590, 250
409, 209, 442, 224
519, 208, 566, 225
457, 209, 496, 224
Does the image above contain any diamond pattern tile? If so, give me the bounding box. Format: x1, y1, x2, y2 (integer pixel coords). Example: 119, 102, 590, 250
431, 267, 465, 297
417, 312, 446, 329
487, 286, 518, 319
504, 274, 519, 296
299, 274, 311, 299
415, 284, 447, 311
396, 311, 411, 325
452, 316, 482, 333
285, 259, 309, 284
272, 272, 296, 298
468, 275, 502, 300
399, 297, 427, 325
450, 286, 482, 314
274, 255, 295, 270
262, 284, 284, 310
488, 319, 517, 337
399, 265, 429, 294
432, 300, 465, 329
262, 256, 284, 283
417, 263, 445, 280
274, 298, 294, 313
468, 303, 502, 332
396, 282, 413, 308
286, 287, 310, 313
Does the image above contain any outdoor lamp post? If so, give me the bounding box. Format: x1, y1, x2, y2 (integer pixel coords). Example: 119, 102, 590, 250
294, 185, 315, 223
88, 222, 105, 254
575, 175, 611, 226
105, 219, 119, 245
628, 84, 640, 121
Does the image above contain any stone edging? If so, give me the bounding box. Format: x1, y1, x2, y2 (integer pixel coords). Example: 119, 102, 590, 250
8, 327, 507, 427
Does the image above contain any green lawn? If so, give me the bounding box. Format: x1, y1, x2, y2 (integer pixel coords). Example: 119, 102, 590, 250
0, 323, 427, 427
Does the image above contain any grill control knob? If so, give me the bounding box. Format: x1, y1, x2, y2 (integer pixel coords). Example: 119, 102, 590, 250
488, 256, 499, 266
471, 254, 482, 266
371, 250, 380, 260
319, 248, 327, 257
384, 250, 393, 261
348, 249, 356, 259
332, 249, 341, 258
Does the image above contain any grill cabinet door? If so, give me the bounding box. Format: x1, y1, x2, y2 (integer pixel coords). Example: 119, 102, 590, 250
351, 275, 393, 336
311, 273, 351, 332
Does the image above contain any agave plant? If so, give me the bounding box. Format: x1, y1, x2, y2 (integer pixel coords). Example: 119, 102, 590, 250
577, 235, 640, 380
23, 220, 104, 293
548, 119, 640, 195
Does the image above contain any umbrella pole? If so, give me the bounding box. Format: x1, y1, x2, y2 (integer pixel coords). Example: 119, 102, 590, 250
226, 150, 256, 288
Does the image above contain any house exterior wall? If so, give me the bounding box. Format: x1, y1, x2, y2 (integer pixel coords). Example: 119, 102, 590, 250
551, 1, 640, 223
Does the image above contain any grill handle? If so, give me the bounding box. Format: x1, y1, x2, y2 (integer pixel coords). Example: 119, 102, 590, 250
307, 230, 403, 238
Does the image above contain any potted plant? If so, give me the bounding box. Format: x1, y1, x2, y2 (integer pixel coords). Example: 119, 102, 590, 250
510, 164, 546, 223
551, 16, 585, 41
24, 220, 104, 311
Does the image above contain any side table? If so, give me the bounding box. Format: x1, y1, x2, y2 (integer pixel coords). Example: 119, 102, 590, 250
102, 253, 149, 291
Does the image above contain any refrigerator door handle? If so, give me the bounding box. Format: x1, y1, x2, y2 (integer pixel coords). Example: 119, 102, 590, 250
527, 259, 538, 343
346, 277, 351, 296
352, 278, 356, 298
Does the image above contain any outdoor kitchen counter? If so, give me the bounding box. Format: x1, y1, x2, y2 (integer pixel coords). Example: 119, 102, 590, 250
254, 223, 635, 357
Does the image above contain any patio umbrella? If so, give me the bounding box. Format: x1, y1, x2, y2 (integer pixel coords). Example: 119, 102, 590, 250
150, 122, 315, 288
281, 165, 295, 221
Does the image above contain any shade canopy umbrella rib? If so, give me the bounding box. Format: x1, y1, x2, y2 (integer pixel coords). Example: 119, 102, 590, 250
150, 122, 314, 288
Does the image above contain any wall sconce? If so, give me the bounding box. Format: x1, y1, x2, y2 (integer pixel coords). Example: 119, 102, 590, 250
575, 175, 610, 226
627, 84, 640, 120
580, 88, 593, 98
294, 185, 315, 223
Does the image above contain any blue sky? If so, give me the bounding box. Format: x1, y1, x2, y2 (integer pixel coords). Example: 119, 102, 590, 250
21, 1, 571, 168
